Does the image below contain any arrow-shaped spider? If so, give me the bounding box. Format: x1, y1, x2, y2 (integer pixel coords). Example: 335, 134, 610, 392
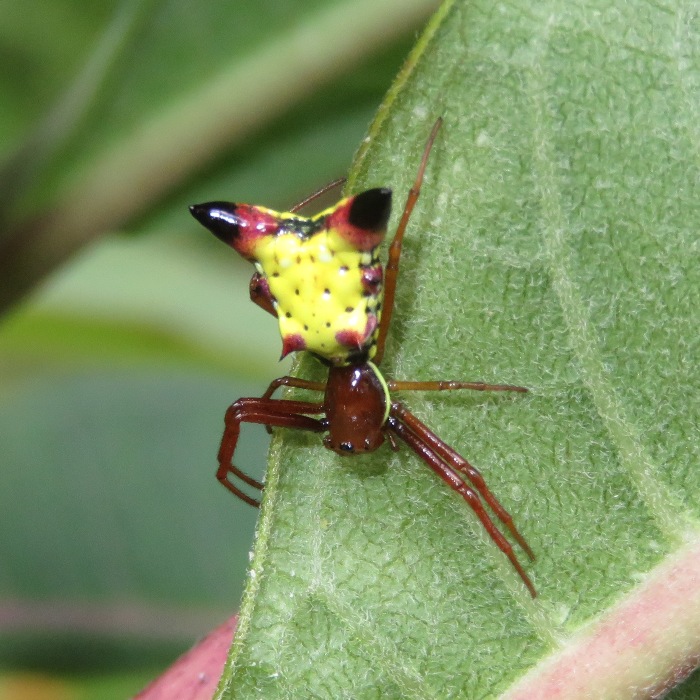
190, 119, 536, 596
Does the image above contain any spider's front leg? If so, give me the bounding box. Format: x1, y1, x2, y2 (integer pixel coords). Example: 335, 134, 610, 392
392, 402, 534, 558
257, 377, 327, 436
218, 396, 325, 506
387, 402, 536, 597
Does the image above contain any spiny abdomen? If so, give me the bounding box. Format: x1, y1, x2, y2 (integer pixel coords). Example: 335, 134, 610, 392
254, 227, 383, 365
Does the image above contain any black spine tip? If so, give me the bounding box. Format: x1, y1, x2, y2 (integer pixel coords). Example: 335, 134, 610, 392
189, 201, 240, 245
348, 188, 392, 232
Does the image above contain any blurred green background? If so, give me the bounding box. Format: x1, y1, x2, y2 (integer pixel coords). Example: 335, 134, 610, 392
0, 0, 437, 697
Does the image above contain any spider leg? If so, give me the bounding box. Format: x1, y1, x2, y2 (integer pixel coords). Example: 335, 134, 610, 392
387, 404, 536, 597
374, 117, 442, 365
391, 401, 534, 560
249, 272, 278, 318
388, 380, 527, 393
261, 376, 326, 400
289, 177, 346, 213
258, 377, 327, 435
219, 397, 325, 507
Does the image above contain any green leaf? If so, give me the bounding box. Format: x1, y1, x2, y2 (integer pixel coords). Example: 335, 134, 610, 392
0, 0, 436, 695
220, 0, 700, 697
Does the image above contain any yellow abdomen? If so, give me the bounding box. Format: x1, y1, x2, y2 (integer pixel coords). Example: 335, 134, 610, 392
254, 224, 382, 365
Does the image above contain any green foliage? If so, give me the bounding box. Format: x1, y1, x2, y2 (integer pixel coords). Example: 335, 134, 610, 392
2, 0, 699, 696
220, 0, 700, 698
0, 0, 434, 697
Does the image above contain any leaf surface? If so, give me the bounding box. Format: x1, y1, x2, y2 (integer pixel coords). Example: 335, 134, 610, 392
221, 0, 700, 697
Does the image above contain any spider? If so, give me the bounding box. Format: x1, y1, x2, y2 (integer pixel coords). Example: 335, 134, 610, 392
189, 119, 536, 596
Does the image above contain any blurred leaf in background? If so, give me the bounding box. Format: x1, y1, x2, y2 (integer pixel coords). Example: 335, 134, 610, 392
0, 0, 438, 697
